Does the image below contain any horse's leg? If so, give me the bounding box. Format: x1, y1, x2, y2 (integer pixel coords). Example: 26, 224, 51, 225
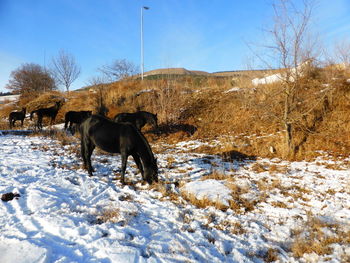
81, 139, 94, 176
49, 117, 53, 128
83, 140, 95, 176
37, 115, 42, 130
69, 122, 74, 134
120, 152, 128, 185
81, 138, 88, 170
131, 153, 144, 180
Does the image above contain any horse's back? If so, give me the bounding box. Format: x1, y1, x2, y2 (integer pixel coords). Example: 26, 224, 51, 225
82, 115, 140, 153
114, 112, 132, 122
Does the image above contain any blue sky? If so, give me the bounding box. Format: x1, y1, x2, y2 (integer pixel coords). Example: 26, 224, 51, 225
1, 0, 349, 92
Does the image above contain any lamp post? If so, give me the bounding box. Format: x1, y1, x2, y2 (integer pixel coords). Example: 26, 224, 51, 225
141, 6, 149, 81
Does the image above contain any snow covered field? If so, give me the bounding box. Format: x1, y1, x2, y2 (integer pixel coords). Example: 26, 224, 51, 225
0, 132, 349, 262
0, 94, 19, 105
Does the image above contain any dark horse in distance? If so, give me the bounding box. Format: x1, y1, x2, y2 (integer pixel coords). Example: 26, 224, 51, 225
114, 111, 158, 131
80, 115, 158, 184
9, 107, 26, 129
64, 110, 92, 133
30, 101, 62, 130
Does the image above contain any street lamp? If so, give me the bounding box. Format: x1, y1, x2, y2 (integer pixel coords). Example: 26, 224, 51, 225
141, 6, 149, 81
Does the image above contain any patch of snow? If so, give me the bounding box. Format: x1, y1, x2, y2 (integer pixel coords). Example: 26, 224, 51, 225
181, 179, 232, 206
0, 94, 19, 103
252, 61, 311, 86
252, 72, 284, 86
225, 87, 241, 93
0, 238, 48, 263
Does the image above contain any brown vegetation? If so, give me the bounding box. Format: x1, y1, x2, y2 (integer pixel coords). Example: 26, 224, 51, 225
1, 64, 349, 160
290, 213, 350, 259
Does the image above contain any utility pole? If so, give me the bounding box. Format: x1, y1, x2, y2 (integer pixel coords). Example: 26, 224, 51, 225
141, 6, 149, 81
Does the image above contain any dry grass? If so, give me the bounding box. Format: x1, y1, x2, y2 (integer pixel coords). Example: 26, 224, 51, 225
95, 205, 138, 225
53, 130, 78, 146
98, 208, 121, 223
290, 213, 350, 259
201, 170, 229, 180
263, 248, 280, 262
150, 182, 180, 202
1, 66, 349, 160
226, 180, 259, 213
180, 188, 229, 211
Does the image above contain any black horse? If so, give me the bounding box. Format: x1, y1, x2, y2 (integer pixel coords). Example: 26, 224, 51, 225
64, 110, 92, 132
80, 114, 158, 184
114, 111, 158, 131
9, 107, 26, 129
30, 101, 62, 130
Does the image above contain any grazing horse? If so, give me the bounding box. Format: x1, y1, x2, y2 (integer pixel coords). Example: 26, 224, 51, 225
114, 111, 158, 131
64, 110, 92, 132
80, 114, 158, 184
9, 107, 26, 129
30, 101, 62, 130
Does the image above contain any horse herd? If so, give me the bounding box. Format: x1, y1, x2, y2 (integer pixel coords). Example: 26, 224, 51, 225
8, 102, 159, 185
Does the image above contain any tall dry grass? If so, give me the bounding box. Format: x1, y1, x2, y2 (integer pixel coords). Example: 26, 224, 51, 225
1, 66, 349, 160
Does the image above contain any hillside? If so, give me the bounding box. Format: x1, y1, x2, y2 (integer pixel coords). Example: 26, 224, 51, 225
1, 65, 350, 159
0, 65, 350, 262
142, 67, 279, 79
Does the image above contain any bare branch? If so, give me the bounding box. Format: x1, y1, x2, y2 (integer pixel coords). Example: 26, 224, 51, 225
98, 59, 139, 82
51, 50, 81, 92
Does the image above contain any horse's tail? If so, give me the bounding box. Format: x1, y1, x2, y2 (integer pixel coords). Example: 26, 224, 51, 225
79, 116, 91, 136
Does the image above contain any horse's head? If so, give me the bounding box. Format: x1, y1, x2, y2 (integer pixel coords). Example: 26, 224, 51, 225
145, 157, 158, 184
151, 113, 158, 130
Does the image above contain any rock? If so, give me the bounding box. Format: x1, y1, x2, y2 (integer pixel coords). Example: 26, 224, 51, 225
1, 192, 21, 202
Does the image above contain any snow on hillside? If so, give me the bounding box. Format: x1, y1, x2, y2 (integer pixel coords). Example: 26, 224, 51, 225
252, 61, 311, 86
0, 94, 19, 105
0, 132, 349, 262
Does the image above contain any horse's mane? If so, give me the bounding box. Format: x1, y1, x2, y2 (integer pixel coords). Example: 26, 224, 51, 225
133, 122, 156, 161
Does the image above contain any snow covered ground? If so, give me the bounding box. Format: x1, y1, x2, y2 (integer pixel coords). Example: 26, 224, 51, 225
0, 132, 349, 262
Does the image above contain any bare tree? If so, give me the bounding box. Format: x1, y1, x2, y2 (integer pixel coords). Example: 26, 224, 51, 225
86, 76, 109, 117
254, 0, 325, 157
51, 50, 81, 93
334, 38, 350, 69
98, 59, 139, 82
6, 63, 56, 95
